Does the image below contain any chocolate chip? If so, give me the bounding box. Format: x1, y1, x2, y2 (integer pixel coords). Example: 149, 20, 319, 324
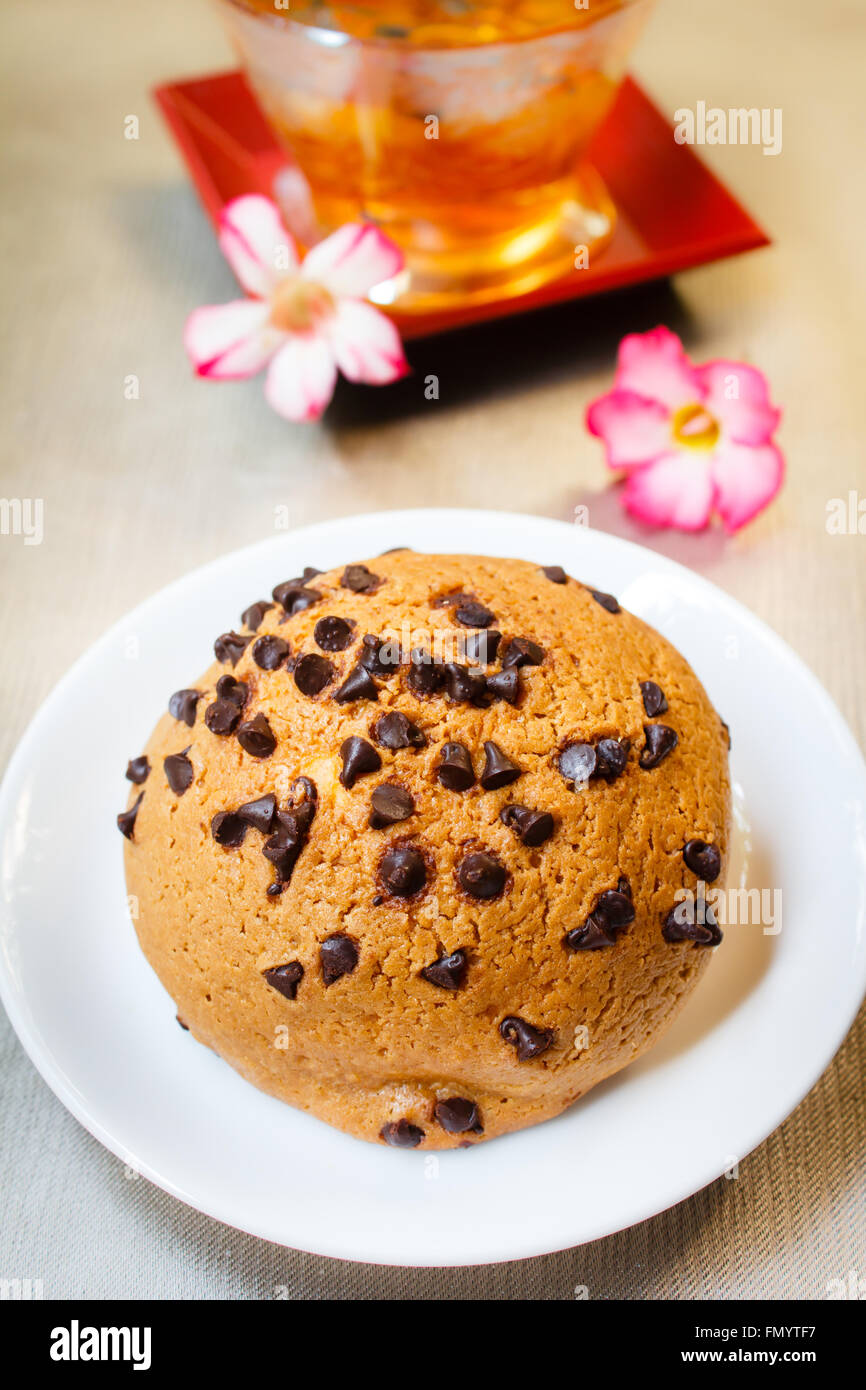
275, 584, 322, 616
662, 898, 722, 946
406, 649, 444, 695
434, 1098, 482, 1134
125, 756, 149, 784
564, 881, 635, 951
372, 711, 426, 750
499, 1016, 554, 1061
276, 796, 316, 838
314, 615, 355, 652
252, 635, 290, 670
485, 668, 521, 705
369, 784, 414, 828
557, 738, 629, 785
380, 1120, 424, 1148
293, 652, 335, 697
164, 749, 193, 796
379, 845, 427, 898
605, 876, 633, 912
683, 840, 722, 882
271, 813, 305, 846
320, 933, 359, 985
590, 589, 621, 614
640, 724, 678, 769
542, 565, 567, 584
596, 738, 630, 782
205, 698, 242, 735
262, 961, 304, 1000
237, 713, 276, 758
272, 777, 317, 849
117, 792, 144, 839
236, 793, 277, 834
640, 680, 668, 717
458, 850, 507, 899
436, 742, 475, 792
272, 570, 322, 613
241, 600, 273, 631
500, 804, 554, 846
455, 600, 495, 628
169, 689, 201, 726
334, 664, 379, 704
176, 1015, 189, 1031
463, 629, 501, 664
563, 916, 613, 951
339, 735, 381, 789
501, 636, 545, 668
420, 949, 468, 990
432, 589, 471, 609
273, 567, 321, 604
214, 631, 250, 666
480, 741, 521, 790
273, 811, 308, 843
271, 581, 299, 609
291, 774, 318, 810
216, 674, 249, 708
557, 742, 596, 784
721, 718, 732, 749
262, 829, 303, 882
262, 850, 296, 895
444, 663, 488, 705
211, 811, 246, 847
359, 633, 400, 675
341, 563, 380, 593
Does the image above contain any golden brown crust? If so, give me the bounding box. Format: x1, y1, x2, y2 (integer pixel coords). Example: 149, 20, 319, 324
123, 551, 731, 1148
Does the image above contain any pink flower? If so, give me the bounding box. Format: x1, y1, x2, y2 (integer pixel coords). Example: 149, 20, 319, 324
586, 327, 784, 532
184, 195, 408, 422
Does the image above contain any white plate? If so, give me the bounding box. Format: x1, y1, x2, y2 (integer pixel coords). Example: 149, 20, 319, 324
2, 509, 865, 1267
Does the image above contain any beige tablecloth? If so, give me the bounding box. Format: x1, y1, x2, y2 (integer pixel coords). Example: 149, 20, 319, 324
1, 0, 864, 1299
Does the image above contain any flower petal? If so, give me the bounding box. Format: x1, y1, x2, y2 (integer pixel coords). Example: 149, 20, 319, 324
218, 195, 298, 299
327, 299, 408, 385
272, 166, 322, 248
586, 389, 672, 470
710, 440, 784, 532
184, 300, 275, 380
264, 333, 337, 421
300, 223, 404, 297
615, 326, 703, 411
622, 454, 715, 531
695, 360, 781, 446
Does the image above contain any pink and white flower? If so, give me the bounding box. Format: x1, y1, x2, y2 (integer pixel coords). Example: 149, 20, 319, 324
586, 326, 784, 532
184, 195, 408, 421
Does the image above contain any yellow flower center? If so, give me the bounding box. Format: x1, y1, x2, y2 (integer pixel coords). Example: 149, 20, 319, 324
269, 278, 335, 333
672, 402, 720, 451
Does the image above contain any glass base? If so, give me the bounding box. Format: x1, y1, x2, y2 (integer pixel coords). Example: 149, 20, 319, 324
277, 163, 616, 316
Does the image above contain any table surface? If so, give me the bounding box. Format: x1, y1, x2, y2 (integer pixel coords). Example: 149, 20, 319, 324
2, 0, 864, 1300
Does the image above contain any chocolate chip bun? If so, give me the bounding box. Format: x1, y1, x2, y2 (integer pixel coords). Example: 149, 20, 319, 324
121, 551, 731, 1150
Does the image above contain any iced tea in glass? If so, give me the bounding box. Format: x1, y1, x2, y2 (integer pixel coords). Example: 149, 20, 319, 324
216, 1, 656, 309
